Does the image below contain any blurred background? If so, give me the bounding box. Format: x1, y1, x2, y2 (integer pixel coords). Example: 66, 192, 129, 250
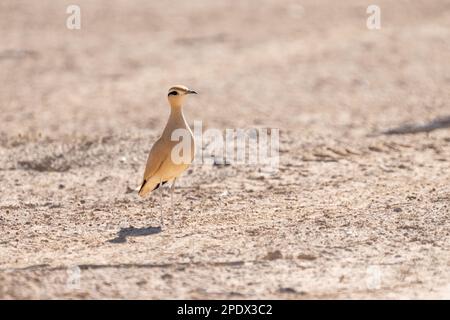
1, 0, 449, 299
1, 0, 449, 137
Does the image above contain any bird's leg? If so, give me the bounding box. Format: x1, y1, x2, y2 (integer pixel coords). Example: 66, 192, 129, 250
159, 178, 164, 227
170, 178, 177, 225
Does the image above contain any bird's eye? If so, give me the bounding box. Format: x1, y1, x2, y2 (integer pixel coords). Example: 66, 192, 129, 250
168, 91, 178, 96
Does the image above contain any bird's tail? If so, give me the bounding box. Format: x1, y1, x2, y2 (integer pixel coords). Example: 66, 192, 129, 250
138, 180, 148, 197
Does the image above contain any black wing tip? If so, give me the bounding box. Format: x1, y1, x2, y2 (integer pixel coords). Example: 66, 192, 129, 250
152, 181, 168, 192
139, 180, 168, 195
138, 180, 147, 194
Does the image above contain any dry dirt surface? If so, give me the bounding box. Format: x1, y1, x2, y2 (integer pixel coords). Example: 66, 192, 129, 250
1, 0, 449, 299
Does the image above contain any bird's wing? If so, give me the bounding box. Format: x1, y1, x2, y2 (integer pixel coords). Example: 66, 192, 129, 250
142, 138, 168, 182
138, 138, 175, 196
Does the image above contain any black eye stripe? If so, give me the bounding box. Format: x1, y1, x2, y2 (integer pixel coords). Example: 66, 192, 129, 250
168, 91, 178, 96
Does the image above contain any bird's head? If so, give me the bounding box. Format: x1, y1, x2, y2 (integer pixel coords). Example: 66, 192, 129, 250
167, 85, 197, 108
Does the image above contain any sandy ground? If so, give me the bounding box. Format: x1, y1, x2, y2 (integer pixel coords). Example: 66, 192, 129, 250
0, 0, 449, 299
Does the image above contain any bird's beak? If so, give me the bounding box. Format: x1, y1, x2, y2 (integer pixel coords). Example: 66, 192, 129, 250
186, 89, 198, 95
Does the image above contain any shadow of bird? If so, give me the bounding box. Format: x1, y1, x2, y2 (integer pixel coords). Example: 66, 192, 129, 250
107, 226, 161, 243
380, 115, 450, 135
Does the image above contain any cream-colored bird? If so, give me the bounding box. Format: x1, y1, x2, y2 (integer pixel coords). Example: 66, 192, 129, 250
139, 85, 197, 226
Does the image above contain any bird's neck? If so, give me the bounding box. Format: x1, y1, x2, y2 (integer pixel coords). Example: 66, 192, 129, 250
169, 105, 185, 121
162, 105, 190, 139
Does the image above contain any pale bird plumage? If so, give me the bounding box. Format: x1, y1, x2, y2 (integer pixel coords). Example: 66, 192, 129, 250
138, 85, 197, 226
